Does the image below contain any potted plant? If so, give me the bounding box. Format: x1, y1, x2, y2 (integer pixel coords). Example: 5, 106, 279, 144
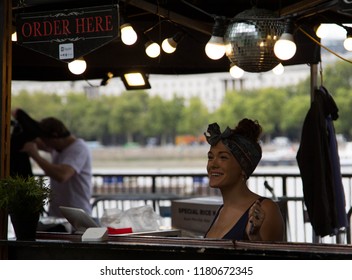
0, 175, 51, 240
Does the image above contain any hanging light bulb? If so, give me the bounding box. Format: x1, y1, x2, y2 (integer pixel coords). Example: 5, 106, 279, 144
162, 38, 176, 53
274, 33, 296, 60
229, 63, 244, 79
12, 32, 17, 41
68, 58, 87, 75
315, 24, 326, 39
162, 32, 184, 54
120, 23, 138, 45
145, 41, 160, 58
205, 17, 227, 60
205, 37, 226, 60
274, 20, 297, 60
344, 37, 352, 51
272, 63, 285, 75
316, 23, 346, 39
344, 27, 352, 51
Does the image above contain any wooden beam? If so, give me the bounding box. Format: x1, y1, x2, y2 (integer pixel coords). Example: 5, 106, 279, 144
0, 0, 13, 258
121, 0, 212, 35
0, 0, 12, 179
279, 0, 338, 18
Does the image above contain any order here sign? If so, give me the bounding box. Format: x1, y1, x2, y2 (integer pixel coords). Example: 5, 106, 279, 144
16, 5, 119, 61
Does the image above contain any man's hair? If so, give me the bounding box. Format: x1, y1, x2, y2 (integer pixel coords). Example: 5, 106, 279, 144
39, 117, 71, 138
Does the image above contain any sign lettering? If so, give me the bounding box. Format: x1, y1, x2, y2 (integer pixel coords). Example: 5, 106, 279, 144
16, 5, 119, 61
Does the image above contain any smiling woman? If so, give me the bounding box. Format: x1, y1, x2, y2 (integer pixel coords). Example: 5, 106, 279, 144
203, 119, 285, 242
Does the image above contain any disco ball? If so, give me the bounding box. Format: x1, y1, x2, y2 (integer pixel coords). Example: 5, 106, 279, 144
224, 7, 285, 72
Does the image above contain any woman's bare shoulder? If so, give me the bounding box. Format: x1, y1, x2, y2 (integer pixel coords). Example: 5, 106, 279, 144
261, 198, 282, 212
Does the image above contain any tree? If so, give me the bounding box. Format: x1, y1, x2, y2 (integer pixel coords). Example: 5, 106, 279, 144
333, 87, 352, 140
211, 90, 249, 130
324, 60, 352, 91
281, 94, 310, 141
12, 57, 352, 144
246, 88, 287, 140
211, 88, 287, 142
177, 97, 209, 136
163, 96, 185, 144
107, 91, 149, 144
144, 96, 169, 145
12, 90, 63, 120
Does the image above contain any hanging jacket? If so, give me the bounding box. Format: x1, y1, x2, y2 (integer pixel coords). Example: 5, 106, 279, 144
296, 86, 347, 237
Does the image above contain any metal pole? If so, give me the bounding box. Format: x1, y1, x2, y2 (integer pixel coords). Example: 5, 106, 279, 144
310, 63, 318, 101
310, 63, 321, 243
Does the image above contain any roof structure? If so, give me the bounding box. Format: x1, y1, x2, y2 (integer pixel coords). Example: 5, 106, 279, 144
10, 0, 352, 81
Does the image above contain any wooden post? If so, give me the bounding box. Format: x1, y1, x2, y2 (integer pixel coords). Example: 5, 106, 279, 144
0, 0, 13, 259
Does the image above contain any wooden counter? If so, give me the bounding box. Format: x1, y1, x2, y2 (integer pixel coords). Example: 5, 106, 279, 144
1, 232, 352, 259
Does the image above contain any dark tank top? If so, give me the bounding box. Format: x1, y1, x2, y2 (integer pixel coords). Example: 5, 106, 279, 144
204, 197, 266, 240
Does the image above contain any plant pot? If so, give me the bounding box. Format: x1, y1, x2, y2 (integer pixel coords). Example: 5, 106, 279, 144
10, 211, 40, 241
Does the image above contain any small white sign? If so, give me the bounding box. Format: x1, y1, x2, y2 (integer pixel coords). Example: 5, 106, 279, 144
59, 43, 74, 60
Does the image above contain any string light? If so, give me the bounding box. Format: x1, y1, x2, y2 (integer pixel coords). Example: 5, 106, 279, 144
274, 21, 296, 60
145, 41, 161, 58
272, 63, 285, 75
68, 58, 87, 75
120, 23, 138, 45
161, 32, 184, 54
229, 63, 244, 79
205, 17, 227, 60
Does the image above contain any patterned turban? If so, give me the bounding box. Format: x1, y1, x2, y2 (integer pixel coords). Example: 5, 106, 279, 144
204, 122, 262, 178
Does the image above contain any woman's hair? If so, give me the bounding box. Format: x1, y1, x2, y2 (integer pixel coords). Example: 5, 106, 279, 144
233, 118, 262, 145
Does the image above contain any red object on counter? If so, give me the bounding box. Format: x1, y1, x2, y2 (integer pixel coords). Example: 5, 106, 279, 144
107, 227, 133, 234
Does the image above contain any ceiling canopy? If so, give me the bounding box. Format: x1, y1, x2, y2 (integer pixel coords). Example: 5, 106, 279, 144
10, 0, 352, 81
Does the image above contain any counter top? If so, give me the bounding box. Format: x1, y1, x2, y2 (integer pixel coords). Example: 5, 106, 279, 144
1, 232, 352, 259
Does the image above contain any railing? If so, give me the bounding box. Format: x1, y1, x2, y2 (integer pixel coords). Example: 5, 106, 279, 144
38, 172, 352, 244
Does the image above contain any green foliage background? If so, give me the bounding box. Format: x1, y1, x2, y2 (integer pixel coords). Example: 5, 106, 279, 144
11, 60, 352, 145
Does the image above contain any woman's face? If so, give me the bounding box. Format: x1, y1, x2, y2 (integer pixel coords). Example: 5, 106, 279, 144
206, 141, 243, 189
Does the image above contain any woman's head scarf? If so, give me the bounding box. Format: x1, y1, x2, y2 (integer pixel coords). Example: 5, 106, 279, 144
204, 122, 262, 178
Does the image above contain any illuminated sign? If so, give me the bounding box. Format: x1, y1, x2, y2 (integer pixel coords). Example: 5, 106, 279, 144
16, 5, 119, 61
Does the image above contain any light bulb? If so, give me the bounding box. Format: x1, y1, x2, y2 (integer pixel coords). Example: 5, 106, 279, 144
316, 23, 346, 39
274, 33, 297, 60
162, 38, 176, 53
272, 63, 285, 75
225, 42, 233, 57
229, 64, 244, 79
145, 41, 160, 58
120, 23, 137, 45
344, 37, 352, 51
315, 24, 325, 39
12, 32, 17, 42
205, 36, 226, 60
68, 59, 87, 75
